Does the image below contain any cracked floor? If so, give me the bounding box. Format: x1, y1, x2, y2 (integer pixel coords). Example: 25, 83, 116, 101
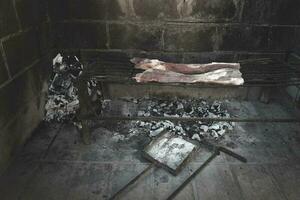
0, 100, 300, 200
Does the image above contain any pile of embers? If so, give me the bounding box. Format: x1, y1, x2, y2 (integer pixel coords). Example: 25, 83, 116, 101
126, 98, 234, 141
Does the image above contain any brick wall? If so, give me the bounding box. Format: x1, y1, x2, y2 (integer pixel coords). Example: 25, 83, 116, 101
0, 0, 52, 173
0, 0, 299, 174
49, 0, 300, 62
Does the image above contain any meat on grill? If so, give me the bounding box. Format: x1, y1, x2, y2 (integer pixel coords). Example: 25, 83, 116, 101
131, 58, 241, 74
134, 68, 244, 85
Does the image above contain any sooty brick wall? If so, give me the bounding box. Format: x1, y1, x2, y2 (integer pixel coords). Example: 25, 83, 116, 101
49, 0, 300, 62
0, 0, 52, 174
1, 0, 299, 174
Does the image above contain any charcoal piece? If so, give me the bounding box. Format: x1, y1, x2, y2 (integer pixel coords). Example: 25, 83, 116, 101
184, 104, 193, 113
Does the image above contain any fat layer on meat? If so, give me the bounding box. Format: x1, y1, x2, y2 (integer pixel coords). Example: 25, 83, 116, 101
134, 68, 244, 85
131, 57, 240, 74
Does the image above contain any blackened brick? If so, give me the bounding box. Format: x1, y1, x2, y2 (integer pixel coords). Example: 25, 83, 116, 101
37, 23, 53, 56
3, 30, 40, 76
0, 57, 49, 129
0, 73, 28, 128
242, 0, 300, 25
15, 0, 47, 28
269, 27, 296, 51
80, 50, 131, 63
109, 23, 162, 51
164, 24, 216, 52
70, 0, 107, 20
48, 0, 70, 21
218, 25, 270, 51
54, 22, 107, 49
272, 0, 300, 25
0, 54, 9, 85
107, 0, 178, 20
0, 0, 19, 38
295, 28, 300, 48
30, 57, 51, 95
107, 0, 239, 22
49, 0, 107, 21
241, 0, 272, 24
192, 0, 239, 22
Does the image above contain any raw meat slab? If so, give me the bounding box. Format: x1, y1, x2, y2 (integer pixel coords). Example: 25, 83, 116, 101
131, 57, 240, 74
134, 68, 244, 85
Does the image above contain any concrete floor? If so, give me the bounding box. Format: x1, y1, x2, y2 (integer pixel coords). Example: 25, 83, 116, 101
0, 100, 300, 200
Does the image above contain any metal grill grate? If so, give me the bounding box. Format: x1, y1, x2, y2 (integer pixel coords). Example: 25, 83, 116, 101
80, 58, 300, 87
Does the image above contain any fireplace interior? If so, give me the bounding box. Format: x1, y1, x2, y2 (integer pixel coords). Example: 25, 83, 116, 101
0, 0, 300, 199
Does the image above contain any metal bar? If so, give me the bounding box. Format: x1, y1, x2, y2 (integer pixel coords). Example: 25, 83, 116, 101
77, 78, 300, 88
81, 116, 300, 123
84, 64, 296, 69
85, 77, 300, 85
83, 69, 300, 76
82, 66, 300, 74
199, 140, 247, 163
109, 164, 154, 200
83, 71, 300, 77
83, 74, 300, 79
84, 76, 300, 83
166, 151, 219, 200
218, 146, 247, 163
83, 73, 300, 80
202, 141, 246, 162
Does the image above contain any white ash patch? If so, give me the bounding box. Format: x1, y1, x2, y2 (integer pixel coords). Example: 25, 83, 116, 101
145, 132, 196, 171
45, 95, 79, 122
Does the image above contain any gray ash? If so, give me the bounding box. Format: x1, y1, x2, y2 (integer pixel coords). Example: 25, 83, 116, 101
44, 53, 102, 122
129, 98, 234, 141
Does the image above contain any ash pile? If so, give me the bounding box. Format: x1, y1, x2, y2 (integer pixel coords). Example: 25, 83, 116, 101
44, 54, 101, 122
128, 98, 234, 141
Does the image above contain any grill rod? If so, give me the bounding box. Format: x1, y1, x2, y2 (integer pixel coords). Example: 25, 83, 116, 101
80, 115, 300, 123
